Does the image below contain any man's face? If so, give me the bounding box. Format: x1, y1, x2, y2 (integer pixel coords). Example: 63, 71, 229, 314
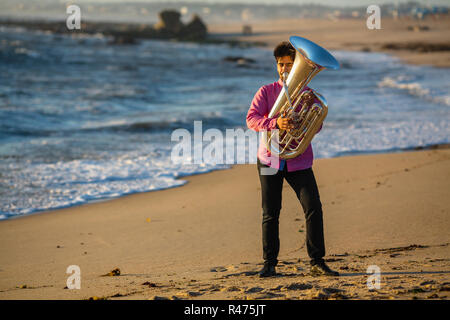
277, 56, 294, 80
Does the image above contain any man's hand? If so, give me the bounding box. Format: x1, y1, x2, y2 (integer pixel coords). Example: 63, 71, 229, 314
276, 116, 292, 130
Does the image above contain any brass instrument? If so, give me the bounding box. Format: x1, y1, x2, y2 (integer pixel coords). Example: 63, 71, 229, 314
263, 36, 340, 159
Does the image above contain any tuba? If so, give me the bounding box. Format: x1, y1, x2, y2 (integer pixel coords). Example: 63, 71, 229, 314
263, 36, 340, 159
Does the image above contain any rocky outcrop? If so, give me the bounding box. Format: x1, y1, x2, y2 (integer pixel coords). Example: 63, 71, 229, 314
154, 10, 184, 35
181, 14, 207, 41
154, 10, 207, 41
0, 9, 208, 44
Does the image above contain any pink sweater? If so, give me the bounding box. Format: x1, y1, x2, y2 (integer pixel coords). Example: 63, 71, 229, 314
246, 79, 322, 172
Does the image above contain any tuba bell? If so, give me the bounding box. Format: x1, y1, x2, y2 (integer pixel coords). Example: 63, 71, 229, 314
262, 36, 340, 159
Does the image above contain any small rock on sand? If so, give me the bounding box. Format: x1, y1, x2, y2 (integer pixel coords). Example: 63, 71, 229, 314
210, 266, 227, 272
103, 268, 121, 276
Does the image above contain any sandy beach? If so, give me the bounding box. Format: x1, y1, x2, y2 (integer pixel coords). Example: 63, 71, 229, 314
1, 15, 449, 301
209, 16, 450, 67
0, 147, 449, 300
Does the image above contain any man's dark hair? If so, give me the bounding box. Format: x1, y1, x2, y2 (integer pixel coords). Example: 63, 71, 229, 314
273, 41, 295, 61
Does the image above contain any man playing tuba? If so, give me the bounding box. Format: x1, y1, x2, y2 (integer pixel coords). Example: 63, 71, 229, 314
246, 40, 339, 277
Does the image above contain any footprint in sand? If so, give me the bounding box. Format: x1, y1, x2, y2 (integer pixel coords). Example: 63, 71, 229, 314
254, 292, 286, 299
221, 286, 242, 292
204, 284, 222, 292
282, 283, 313, 291
244, 287, 264, 294
308, 288, 349, 300
180, 291, 204, 297
269, 285, 283, 291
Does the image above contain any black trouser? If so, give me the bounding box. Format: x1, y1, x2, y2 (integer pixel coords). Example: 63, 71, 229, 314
257, 159, 325, 267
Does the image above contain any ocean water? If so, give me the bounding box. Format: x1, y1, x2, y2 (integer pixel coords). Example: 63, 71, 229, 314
1, 26, 449, 219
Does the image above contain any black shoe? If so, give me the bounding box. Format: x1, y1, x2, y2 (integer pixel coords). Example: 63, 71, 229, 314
310, 261, 339, 277
259, 264, 276, 278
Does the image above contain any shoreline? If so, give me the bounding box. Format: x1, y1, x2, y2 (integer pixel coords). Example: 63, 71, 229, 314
3, 143, 449, 222
1, 16, 450, 67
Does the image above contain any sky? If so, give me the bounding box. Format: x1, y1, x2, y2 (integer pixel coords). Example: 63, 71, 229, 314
61, 0, 450, 6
